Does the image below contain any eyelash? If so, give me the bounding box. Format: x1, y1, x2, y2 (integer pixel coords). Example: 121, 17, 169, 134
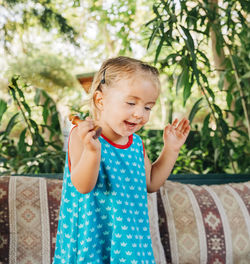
126, 102, 151, 111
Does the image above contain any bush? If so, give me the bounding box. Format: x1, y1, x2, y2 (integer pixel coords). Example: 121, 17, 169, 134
0, 76, 65, 174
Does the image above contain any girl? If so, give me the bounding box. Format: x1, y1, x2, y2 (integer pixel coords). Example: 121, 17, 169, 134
53, 56, 190, 263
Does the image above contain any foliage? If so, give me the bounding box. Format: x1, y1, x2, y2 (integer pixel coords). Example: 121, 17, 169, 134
1, 0, 156, 59
146, 0, 250, 173
138, 128, 163, 162
1, 0, 79, 52
137, 128, 246, 174
88, 0, 137, 55
0, 76, 65, 174
7, 51, 78, 94
1, 0, 157, 103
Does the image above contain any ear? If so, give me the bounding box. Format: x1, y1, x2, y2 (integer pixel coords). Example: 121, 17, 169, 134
93, 90, 104, 111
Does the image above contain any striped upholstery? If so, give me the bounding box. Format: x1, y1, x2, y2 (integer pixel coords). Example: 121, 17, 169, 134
148, 180, 250, 264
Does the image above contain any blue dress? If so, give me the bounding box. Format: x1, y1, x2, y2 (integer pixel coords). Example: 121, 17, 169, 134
53, 133, 156, 264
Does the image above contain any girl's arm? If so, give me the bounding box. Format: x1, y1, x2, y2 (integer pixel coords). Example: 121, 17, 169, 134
145, 118, 190, 193
69, 118, 101, 194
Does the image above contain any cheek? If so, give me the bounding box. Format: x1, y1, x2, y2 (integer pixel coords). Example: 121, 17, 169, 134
142, 112, 151, 124
104, 100, 124, 118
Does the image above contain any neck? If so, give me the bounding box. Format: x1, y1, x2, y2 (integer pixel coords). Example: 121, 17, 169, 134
96, 121, 129, 145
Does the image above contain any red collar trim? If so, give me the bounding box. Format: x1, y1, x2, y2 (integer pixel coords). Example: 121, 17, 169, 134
101, 134, 133, 149
68, 125, 77, 173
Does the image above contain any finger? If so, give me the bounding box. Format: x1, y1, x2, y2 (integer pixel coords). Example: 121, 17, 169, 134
78, 120, 94, 130
77, 121, 94, 138
164, 124, 171, 136
182, 119, 190, 132
85, 130, 96, 142
84, 130, 99, 146
176, 117, 186, 130
178, 118, 189, 132
183, 124, 191, 136
172, 118, 178, 127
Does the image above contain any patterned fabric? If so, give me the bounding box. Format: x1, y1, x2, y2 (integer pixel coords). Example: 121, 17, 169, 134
1, 175, 250, 264
0, 176, 62, 264
53, 133, 156, 264
151, 180, 250, 264
0, 176, 9, 264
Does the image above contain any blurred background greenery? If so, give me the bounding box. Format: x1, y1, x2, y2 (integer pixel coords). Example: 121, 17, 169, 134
0, 0, 249, 175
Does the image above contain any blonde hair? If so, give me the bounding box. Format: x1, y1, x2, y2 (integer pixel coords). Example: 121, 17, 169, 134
89, 56, 160, 120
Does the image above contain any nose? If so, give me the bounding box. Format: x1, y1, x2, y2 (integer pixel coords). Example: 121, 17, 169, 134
133, 106, 144, 119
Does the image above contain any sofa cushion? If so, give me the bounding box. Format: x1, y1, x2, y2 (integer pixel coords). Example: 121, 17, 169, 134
0, 176, 62, 264
148, 180, 250, 264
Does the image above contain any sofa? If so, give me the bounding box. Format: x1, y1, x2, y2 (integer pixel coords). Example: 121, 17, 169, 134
0, 174, 250, 264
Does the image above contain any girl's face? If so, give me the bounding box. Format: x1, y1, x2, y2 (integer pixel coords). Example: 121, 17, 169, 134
95, 74, 159, 143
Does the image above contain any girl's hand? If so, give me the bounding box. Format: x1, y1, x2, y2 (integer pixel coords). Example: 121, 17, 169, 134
75, 117, 101, 152
163, 117, 190, 152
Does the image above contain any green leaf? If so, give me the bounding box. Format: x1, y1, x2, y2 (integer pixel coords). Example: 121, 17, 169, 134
214, 147, 220, 164
219, 118, 229, 136
183, 81, 192, 106
180, 25, 194, 51
231, 127, 248, 138
34, 89, 41, 106
43, 159, 51, 173
176, 67, 189, 94
154, 37, 164, 64
147, 22, 160, 50
213, 104, 223, 118
5, 113, 19, 136
241, 71, 250, 79
218, 72, 226, 91
18, 128, 27, 153
188, 98, 203, 124
0, 99, 7, 123
11, 76, 19, 89
22, 101, 31, 117
202, 113, 211, 137
232, 55, 240, 71
35, 133, 45, 147
29, 119, 39, 133
9, 86, 17, 101
16, 85, 25, 99
206, 86, 215, 101
43, 107, 49, 124
212, 133, 221, 149
197, 50, 210, 67
226, 92, 233, 108
161, 53, 179, 67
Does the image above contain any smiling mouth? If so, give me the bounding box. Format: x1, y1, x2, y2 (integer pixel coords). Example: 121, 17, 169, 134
124, 120, 138, 129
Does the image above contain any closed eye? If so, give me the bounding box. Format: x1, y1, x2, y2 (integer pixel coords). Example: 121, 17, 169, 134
145, 107, 152, 111
127, 102, 135, 106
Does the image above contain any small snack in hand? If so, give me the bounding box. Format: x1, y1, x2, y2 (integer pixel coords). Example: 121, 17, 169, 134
68, 114, 102, 139
92, 126, 102, 140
